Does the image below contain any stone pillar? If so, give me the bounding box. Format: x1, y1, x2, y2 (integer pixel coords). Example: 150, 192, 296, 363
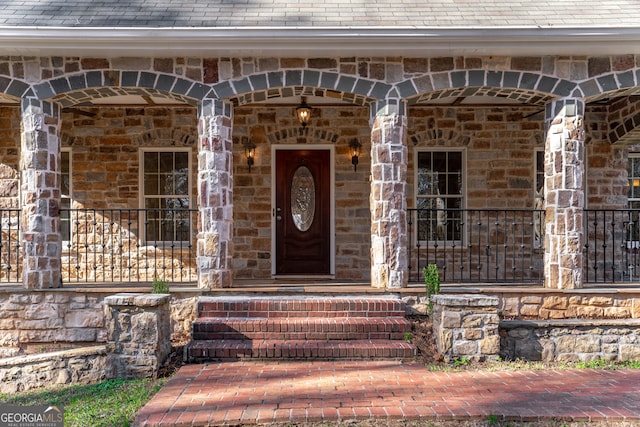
544, 98, 585, 289
196, 99, 234, 289
369, 99, 408, 289
431, 294, 500, 363
20, 97, 62, 289
104, 293, 171, 379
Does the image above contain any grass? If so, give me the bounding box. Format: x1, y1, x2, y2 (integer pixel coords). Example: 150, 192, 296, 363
427, 357, 640, 372
0, 377, 168, 427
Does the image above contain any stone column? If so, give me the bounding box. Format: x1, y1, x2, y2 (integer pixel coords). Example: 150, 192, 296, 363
104, 293, 171, 379
196, 98, 234, 289
369, 99, 408, 289
544, 98, 585, 289
20, 97, 62, 289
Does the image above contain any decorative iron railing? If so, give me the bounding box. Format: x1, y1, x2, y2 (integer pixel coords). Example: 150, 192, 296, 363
0, 208, 21, 283
407, 208, 545, 283
584, 209, 640, 283
5, 207, 640, 286
61, 208, 197, 284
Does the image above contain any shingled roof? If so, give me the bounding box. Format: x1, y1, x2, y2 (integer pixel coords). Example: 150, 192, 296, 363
1, 0, 640, 28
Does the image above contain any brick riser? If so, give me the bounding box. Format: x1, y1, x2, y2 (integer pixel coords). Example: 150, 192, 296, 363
191, 317, 411, 341
197, 298, 406, 318
185, 296, 417, 362
187, 340, 416, 361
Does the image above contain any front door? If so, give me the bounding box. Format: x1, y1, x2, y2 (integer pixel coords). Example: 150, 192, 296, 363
275, 149, 331, 275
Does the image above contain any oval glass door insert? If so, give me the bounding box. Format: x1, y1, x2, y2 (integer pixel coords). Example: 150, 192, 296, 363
291, 165, 315, 232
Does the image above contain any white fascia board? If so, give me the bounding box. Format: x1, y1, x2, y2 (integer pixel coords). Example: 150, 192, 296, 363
1, 26, 640, 57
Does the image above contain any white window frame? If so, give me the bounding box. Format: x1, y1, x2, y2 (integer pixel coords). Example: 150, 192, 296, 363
413, 147, 466, 245
627, 153, 640, 247
139, 147, 192, 244
61, 147, 72, 247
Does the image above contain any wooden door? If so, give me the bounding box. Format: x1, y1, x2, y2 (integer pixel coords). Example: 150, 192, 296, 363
275, 149, 330, 275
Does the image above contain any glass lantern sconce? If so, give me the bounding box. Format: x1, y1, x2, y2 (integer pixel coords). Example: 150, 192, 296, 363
243, 137, 256, 172
296, 97, 312, 128
349, 138, 362, 172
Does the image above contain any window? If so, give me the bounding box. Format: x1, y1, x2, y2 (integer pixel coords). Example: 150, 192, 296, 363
141, 149, 191, 242
534, 149, 545, 247
415, 150, 464, 242
627, 154, 640, 243
61, 149, 71, 242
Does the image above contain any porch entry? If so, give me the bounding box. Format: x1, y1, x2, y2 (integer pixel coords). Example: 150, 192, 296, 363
274, 148, 333, 276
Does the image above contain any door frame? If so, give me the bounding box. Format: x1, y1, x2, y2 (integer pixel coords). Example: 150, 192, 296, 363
271, 144, 335, 278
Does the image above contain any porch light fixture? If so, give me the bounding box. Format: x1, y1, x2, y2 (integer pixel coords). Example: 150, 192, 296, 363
349, 138, 362, 172
242, 137, 256, 172
296, 97, 311, 128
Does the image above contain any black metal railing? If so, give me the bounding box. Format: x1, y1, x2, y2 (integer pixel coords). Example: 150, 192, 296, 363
0, 208, 21, 283
407, 208, 545, 284
61, 208, 197, 284
584, 209, 640, 283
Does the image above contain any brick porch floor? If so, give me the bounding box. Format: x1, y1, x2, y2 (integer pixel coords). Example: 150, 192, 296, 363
135, 361, 640, 426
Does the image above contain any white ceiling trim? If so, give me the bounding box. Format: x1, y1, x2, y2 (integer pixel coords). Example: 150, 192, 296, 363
1, 26, 640, 57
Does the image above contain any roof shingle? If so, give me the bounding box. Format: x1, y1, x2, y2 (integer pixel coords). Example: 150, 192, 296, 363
0, 0, 639, 28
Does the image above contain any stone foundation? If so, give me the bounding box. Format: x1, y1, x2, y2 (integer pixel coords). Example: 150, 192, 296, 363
501, 319, 640, 362
0, 289, 198, 357
0, 345, 107, 393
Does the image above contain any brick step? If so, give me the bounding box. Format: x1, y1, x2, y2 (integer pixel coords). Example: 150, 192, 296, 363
196, 296, 406, 319
191, 317, 412, 341
185, 339, 417, 361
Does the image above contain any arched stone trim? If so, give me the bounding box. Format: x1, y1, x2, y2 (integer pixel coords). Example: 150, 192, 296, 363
213, 70, 386, 106
410, 129, 470, 147
397, 69, 579, 105
31, 70, 210, 106
132, 128, 197, 146
0, 76, 30, 100
581, 68, 639, 102
265, 127, 341, 145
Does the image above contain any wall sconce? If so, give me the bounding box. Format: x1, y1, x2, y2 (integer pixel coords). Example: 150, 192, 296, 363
296, 97, 312, 128
242, 137, 256, 172
349, 138, 362, 172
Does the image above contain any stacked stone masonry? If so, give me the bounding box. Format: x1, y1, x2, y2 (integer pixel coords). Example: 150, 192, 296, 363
0, 289, 197, 357
431, 294, 501, 363
500, 319, 640, 362
0, 54, 638, 288
0, 345, 107, 394
104, 293, 171, 379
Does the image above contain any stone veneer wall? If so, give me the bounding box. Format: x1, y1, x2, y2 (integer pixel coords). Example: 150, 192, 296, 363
501, 319, 640, 362
0, 55, 638, 286
0, 289, 198, 357
431, 294, 501, 363
495, 290, 640, 319
0, 345, 107, 393
232, 105, 372, 280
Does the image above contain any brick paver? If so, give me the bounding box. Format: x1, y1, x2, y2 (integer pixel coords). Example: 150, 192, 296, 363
135, 361, 640, 426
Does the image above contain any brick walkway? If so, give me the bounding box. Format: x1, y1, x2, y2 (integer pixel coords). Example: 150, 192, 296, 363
135, 361, 640, 426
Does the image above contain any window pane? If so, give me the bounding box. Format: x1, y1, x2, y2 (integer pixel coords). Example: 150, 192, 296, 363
175, 152, 189, 170
159, 152, 174, 173
61, 151, 70, 196
144, 152, 158, 172
144, 174, 159, 195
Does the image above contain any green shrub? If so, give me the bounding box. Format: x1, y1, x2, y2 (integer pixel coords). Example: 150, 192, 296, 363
152, 277, 170, 294
423, 263, 440, 314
